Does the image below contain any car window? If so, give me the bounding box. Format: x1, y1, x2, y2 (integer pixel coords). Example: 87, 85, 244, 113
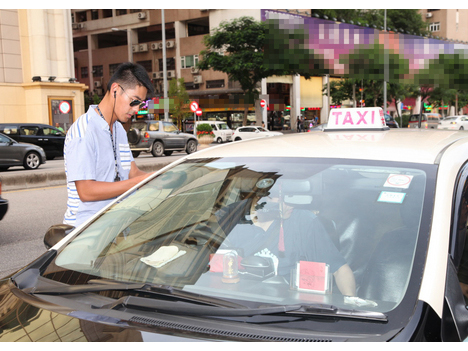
446, 117, 458, 121
148, 122, 159, 131
20, 127, 39, 136
258, 127, 269, 132
1, 126, 18, 135
43, 127, 64, 136
51, 157, 431, 315
241, 127, 255, 132
218, 123, 230, 130
210, 124, 217, 130
132, 122, 148, 131
409, 115, 427, 122
0, 134, 11, 143
163, 122, 178, 133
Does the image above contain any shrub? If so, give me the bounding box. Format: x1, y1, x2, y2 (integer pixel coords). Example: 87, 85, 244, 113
196, 123, 214, 139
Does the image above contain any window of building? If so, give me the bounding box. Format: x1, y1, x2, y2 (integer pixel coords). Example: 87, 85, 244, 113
206, 80, 225, 89
187, 18, 210, 37
129, 9, 142, 14
184, 82, 199, 90
109, 63, 122, 76
102, 9, 112, 18
81, 67, 88, 78
137, 60, 152, 73
181, 55, 199, 69
91, 10, 99, 20
159, 58, 175, 71
93, 65, 103, 77
116, 9, 127, 16
429, 22, 440, 32
76, 11, 87, 22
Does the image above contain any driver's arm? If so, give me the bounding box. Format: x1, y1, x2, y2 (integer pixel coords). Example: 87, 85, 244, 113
334, 264, 356, 296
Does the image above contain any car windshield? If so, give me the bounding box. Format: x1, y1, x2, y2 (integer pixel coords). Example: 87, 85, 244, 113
445, 117, 458, 121
218, 123, 230, 130
48, 157, 430, 315
258, 127, 269, 132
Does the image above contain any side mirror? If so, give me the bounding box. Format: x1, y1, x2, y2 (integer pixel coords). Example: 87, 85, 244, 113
43, 224, 74, 249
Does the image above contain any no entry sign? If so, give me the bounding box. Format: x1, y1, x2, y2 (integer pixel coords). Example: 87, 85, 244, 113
260, 99, 266, 108
195, 109, 202, 116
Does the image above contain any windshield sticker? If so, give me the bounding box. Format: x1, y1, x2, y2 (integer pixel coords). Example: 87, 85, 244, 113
378, 191, 406, 204
383, 174, 413, 189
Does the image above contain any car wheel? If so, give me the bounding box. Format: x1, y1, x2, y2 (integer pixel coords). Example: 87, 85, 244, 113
132, 151, 141, 158
216, 137, 223, 144
151, 141, 164, 157
186, 140, 197, 154
460, 126, 464, 130
127, 128, 141, 144
164, 151, 173, 156
235, 137, 242, 141
0, 167, 9, 171
24, 151, 41, 170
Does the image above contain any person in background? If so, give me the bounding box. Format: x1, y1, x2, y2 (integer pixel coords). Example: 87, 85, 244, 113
55, 123, 64, 133
63, 62, 154, 228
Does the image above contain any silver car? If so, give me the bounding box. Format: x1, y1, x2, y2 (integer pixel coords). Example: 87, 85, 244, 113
0, 133, 46, 171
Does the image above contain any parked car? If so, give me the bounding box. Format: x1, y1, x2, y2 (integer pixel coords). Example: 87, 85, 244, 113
0, 133, 46, 170
232, 126, 283, 141
127, 120, 198, 157
0, 177, 7, 221
5, 107, 468, 341
384, 114, 399, 128
194, 121, 233, 143
407, 113, 441, 129
0, 123, 65, 160
437, 115, 468, 130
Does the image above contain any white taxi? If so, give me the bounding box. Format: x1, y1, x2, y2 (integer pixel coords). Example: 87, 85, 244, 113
437, 115, 468, 130
3, 107, 468, 342
232, 126, 283, 141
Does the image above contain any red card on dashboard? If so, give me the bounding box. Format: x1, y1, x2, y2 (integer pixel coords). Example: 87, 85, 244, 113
296, 261, 329, 293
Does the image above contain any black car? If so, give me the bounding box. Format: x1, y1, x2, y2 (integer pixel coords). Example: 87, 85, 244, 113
0, 123, 65, 160
127, 120, 197, 157
0, 178, 7, 221
384, 114, 399, 128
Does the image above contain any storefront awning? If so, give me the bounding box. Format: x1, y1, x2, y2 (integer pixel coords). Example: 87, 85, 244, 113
266, 75, 293, 84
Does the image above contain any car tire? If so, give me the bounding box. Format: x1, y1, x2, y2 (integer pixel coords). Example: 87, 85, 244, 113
151, 141, 164, 157
186, 140, 197, 154
164, 151, 173, 156
132, 151, 141, 158
0, 167, 9, 171
235, 137, 242, 141
23, 151, 41, 170
216, 137, 223, 144
460, 127, 464, 130
127, 128, 141, 144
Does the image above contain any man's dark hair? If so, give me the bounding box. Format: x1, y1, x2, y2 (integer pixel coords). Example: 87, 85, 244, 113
107, 62, 154, 96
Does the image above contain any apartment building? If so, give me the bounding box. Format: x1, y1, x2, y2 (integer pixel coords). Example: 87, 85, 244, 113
0, 9, 87, 127
419, 9, 468, 42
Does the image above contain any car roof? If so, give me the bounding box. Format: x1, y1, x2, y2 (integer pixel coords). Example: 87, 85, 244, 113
188, 129, 468, 165
0, 123, 54, 127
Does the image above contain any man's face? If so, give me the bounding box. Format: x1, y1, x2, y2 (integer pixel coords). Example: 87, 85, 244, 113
115, 85, 147, 123
251, 195, 293, 222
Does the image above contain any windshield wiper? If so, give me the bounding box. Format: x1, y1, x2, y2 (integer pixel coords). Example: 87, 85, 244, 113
105, 296, 387, 321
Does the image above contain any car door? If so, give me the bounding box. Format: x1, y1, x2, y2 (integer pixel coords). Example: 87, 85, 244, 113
162, 122, 184, 148
18, 125, 42, 149
40, 126, 65, 158
239, 127, 256, 140
0, 134, 22, 166
460, 116, 468, 130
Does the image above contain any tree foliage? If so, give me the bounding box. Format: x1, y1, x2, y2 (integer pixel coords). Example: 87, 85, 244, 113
168, 78, 190, 129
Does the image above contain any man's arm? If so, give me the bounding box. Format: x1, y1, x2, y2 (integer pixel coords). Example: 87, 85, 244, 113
75, 162, 152, 202
333, 264, 356, 296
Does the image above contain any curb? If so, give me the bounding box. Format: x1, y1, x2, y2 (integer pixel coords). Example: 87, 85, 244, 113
1, 163, 171, 192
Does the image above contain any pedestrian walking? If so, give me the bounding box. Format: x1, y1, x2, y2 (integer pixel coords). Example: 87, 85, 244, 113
63, 62, 154, 228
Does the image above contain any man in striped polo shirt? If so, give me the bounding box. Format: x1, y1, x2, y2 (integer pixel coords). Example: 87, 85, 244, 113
63, 63, 154, 228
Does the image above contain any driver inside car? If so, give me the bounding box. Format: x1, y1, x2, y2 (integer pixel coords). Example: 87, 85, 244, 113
223, 186, 356, 297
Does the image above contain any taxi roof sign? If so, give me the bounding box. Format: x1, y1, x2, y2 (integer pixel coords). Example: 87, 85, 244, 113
325, 107, 389, 131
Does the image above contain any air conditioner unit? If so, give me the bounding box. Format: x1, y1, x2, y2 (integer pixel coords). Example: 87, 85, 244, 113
72, 23, 84, 30
94, 81, 101, 88
158, 72, 165, 79
138, 12, 147, 20
158, 42, 164, 50
151, 42, 159, 50
152, 72, 158, 79
191, 67, 200, 74
426, 13, 433, 18
139, 43, 148, 52
166, 40, 175, 48
132, 45, 140, 53
193, 75, 203, 84
167, 70, 176, 78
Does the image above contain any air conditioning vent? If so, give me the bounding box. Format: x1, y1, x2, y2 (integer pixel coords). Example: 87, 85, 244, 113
426, 13, 433, 18
138, 12, 147, 20
158, 72, 165, 79
94, 81, 101, 88
152, 72, 158, 79
167, 70, 176, 78
191, 67, 200, 74
193, 75, 203, 84
151, 42, 159, 50
166, 40, 175, 48
158, 42, 164, 50
139, 43, 148, 52
132, 45, 140, 53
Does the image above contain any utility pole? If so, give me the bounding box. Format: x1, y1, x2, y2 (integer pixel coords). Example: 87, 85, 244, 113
162, 9, 169, 121
383, 9, 387, 117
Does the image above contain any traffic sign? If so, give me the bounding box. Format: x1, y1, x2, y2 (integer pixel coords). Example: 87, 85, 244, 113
190, 101, 199, 112
260, 99, 266, 108
59, 101, 71, 114
195, 109, 202, 116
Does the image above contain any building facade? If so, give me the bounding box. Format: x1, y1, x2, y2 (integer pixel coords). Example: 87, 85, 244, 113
419, 9, 468, 43
0, 9, 87, 129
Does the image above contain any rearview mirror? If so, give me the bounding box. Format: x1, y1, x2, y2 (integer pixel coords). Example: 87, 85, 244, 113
43, 224, 75, 249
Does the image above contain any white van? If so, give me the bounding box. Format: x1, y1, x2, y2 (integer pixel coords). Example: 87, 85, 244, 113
195, 121, 233, 143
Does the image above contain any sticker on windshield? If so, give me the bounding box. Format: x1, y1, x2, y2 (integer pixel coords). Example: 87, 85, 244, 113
383, 174, 413, 189
378, 191, 406, 204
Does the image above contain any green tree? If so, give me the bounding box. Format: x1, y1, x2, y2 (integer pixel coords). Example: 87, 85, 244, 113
168, 78, 190, 129
198, 16, 298, 126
